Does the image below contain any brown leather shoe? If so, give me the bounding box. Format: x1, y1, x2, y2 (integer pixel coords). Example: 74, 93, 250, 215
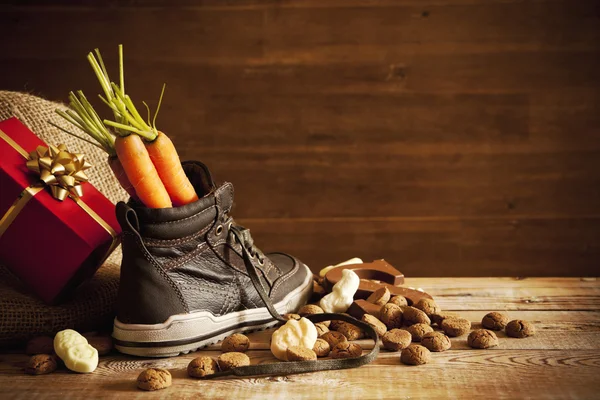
112, 161, 312, 357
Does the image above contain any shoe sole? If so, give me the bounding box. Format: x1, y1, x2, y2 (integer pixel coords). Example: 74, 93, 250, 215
112, 265, 313, 357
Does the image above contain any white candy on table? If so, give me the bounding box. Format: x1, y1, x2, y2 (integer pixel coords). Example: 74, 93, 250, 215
54, 329, 98, 373
63, 344, 99, 373
270, 317, 318, 361
319, 257, 363, 278
319, 269, 360, 313
54, 329, 88, 360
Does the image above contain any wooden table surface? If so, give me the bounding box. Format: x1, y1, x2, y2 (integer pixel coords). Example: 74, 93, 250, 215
1, 277, 599, 399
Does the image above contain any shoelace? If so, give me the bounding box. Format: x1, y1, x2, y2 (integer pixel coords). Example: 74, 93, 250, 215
200, 215, 380, 379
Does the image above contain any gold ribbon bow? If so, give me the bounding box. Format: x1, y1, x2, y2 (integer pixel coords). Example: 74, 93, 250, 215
25, 144, 92, 201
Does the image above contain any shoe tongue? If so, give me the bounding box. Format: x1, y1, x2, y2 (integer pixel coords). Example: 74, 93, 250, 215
182, 161, 215, 198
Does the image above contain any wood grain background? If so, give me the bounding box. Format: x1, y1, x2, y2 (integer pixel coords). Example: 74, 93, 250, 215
0, 0, 599, 276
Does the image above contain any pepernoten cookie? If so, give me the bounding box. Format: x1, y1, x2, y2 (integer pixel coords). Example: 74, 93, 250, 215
388, 296, 408, 307
367, 287, 391, 306
298, 304, 330, 328
320, 331, 347, 349
414, 298, 440, 317
221, 333, 250, 353
379, 303, 403, 329
441, 317, 471, 337
468, 329, 499, 349
286, 346, 317, 361
137, 368, 172, 391
313, 339, 331, 357
361, 314, 387, 337
400, 344, 431, 365
482, 312, 509, 331
331, 342, 362, 359
188, 356, 219, 378
506, 320, 535, 338
402, 307, 431, 326
24, 354, 57, 375
336, 322, 364, 341
405, 323, 434, 342
382, 329, 412, 351
217, 352, 251, 371
421, 332, 451, 352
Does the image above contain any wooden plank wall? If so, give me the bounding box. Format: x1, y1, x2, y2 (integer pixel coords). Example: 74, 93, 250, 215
0, 0, 599, 276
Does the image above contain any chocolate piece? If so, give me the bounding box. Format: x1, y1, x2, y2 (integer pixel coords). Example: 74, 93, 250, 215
347, 300, 383, 320
324, 260, 433, 305
468, 329, 499, 349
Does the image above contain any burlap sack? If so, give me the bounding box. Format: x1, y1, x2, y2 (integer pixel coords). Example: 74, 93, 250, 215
0, 91, 128, 346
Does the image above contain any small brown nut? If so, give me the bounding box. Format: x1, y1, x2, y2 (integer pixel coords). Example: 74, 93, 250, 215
330, 314, 350, 331
298, 304, 330, 328
468, 329, 499, 349
400, 344, 431, 365
24, 354, 57, 375
136, 368, 172, 391
187, 356, 219, 378
405, 323, 434, 342
366, 287, 391, 306
221, 333, 250, 353
336, 322, 364, 341
320, 331, 348, 349
283, 313, 301, 321
402, 306, 431, 326
388, 296, 408, 307
361, 314, 387, 337
217, 352, 250, 371
441, 317, 471, 337
312, 338, 331, 357
506, 320, 535, 338
431, 312, 460, 326
482, 312, 510, 331
286, 346, 317, 361
382, 329, 412, 351
87, 335, 113, 356
379, 303, 403, 329
315, 322, 330, 336
421, 331, 451, 352
25, 336, 54, 356
331, 342, 362, 359
414, 298, 440, 317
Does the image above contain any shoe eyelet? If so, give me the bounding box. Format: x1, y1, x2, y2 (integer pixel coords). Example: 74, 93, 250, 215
215, 225, 223, 236
248, 251, 255, 259
258, 258, 265, 266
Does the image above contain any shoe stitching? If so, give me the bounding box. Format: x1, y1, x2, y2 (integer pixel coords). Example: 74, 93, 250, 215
162, 242, 209, 271
144, 223, 212, 248
145, 205, 216, 225
270, 259, 301, 298
126, 231, 189, 313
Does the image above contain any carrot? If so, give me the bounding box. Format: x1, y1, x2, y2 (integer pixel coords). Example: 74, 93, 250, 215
108, 155, 139, 200
114, 134, 172, 208
145, 131, 198, 206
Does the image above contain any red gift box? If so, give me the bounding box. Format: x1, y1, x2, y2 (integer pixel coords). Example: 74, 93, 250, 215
0, 117, 121, 304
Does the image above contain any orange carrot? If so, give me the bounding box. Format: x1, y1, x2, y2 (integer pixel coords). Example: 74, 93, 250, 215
115, 134, 172, 208
108, 155, 139, 201
145, 131, 198, 206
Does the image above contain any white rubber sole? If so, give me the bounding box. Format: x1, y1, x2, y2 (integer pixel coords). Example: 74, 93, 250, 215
113, 265, 313, 357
